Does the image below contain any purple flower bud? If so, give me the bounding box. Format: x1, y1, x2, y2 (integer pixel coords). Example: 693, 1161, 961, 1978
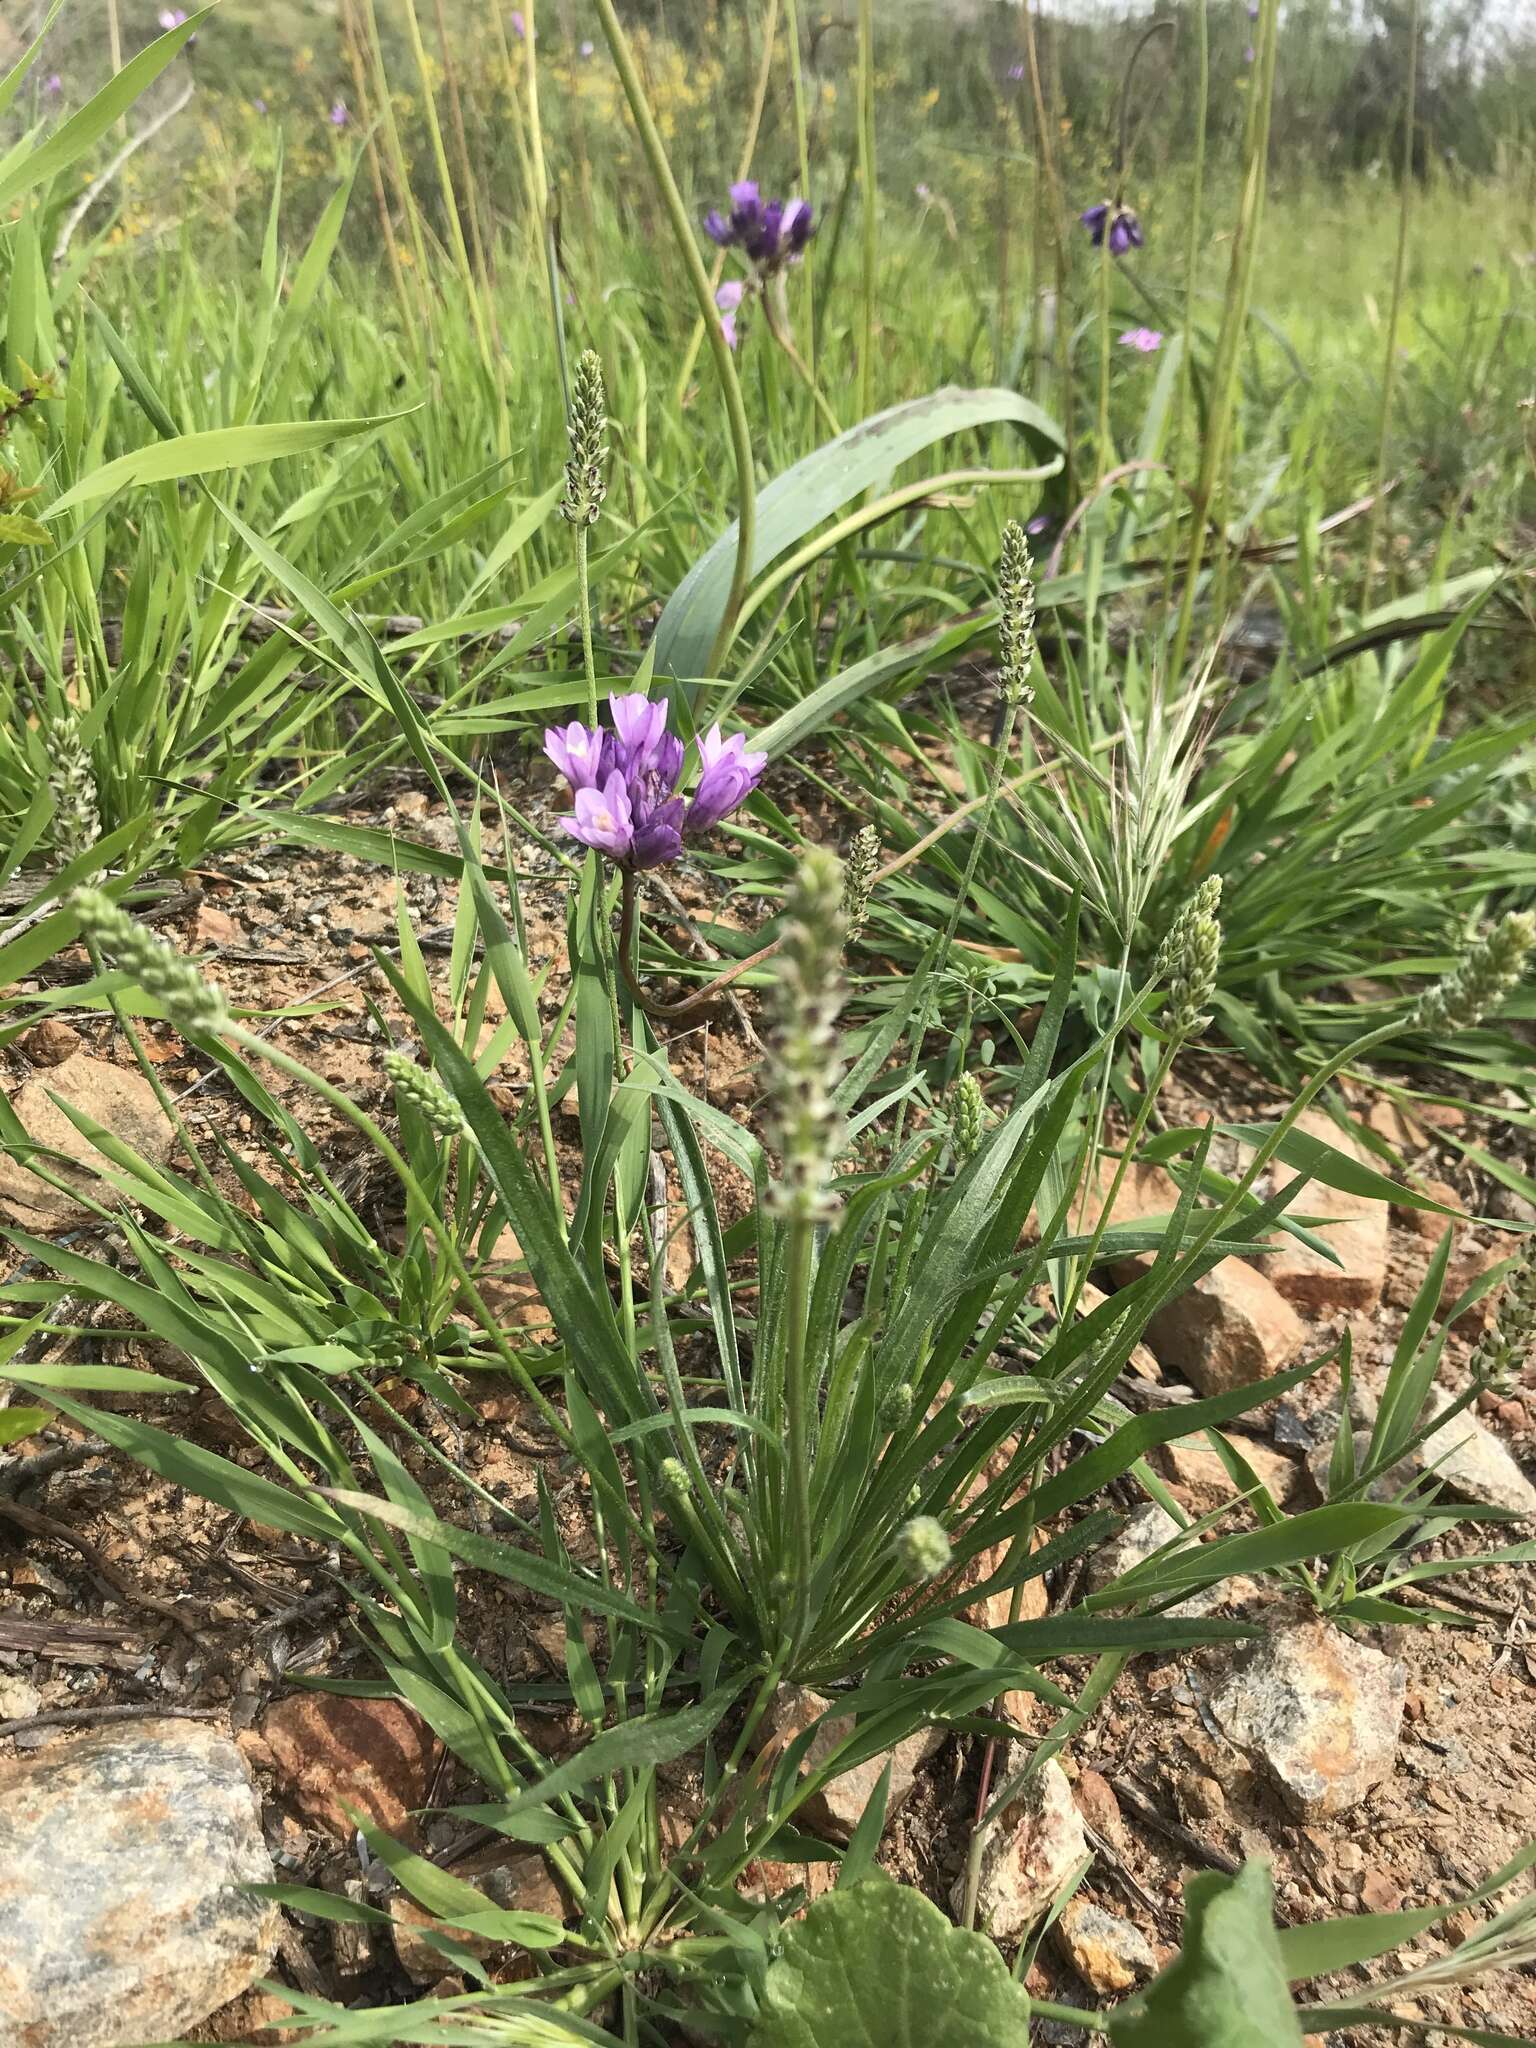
687, 728, 768, 834
510, 9, 527, 39
43, 73, 63, 96
716, 279, 746, 349
329, 99, 349, 126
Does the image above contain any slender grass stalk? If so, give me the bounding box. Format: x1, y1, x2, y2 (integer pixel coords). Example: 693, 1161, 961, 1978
357, 0, 436, 332
1165, 0, 1208, 600
856, 0, 878, 421
1167, 0, 1280, 679
1021, 0, 1075, 502
399, 0, 498, 393
1095, 224, 1113, 482
522, 0, 549, 222
1362, 0, 1420, 614
432, 0, 500, 348
593, 0, 758, 678
340, 0, 417, 339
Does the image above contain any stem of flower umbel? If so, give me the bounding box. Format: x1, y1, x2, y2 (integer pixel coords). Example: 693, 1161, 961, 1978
592, 0, 758, 680
760, 272, 840, 436
616, 868, 780, 1027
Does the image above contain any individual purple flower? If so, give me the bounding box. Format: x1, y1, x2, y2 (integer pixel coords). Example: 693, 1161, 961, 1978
545, 693, 764, 868
1026, 513, 1054, 538
1119, 326, 1163, 353
43, 72, 63, 96
704, 181, 814, 273
716, 279, 746, 349
579, 38, 594, 57
329, 99, 349, 126
569, 772, 635, 862
158, 6, 187, 25
544, 719, 611, 791
1007, 62, 1026, 80
510, 9, 527, 38
1081, 200, 1144, 256
1244, 44, 1255, 62
689, 728, 769, 834
252, 96, 267, 114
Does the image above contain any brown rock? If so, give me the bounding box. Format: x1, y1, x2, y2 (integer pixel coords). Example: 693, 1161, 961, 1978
1360, 1871, 1403, 1914
1075, 1158, 1180, 1241
17, 1019, 82, 1067
188, 1988, 300, 2044
1081, 1282, 1161, 1380
474, 1228, 552, 1339
1209, 1622, 1406, 1819
1161, 1432, 1298, 1505
1142, 1260, 1304, 1397
955, 1525, 1051, 1631
0, 1718, 278, 2048
953, 1754, 1086, 1940
1262, 1110, 1388, 1314
1054, 1897, 1157, 1994
1366, 1100, 1424, 1150
1072, 1767, 1122, 1842
757, 1685, 943, 1845
245, 1692, 440, 1842
0, 1052, 174, 1228
735, 1854, 837, 1914
390, 1846, 565, 1982
190, 904, 240, 949
1391, 1178, 1461, 1244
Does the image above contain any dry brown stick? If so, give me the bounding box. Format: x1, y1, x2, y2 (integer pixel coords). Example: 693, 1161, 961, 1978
0, 1703, 225, 1738
1109, 1773, 1242, 1876
0, 1497, 203, 1643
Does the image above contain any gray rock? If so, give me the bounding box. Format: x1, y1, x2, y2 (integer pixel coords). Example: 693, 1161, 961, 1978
1055, 1897, 1157, 1993
1419, 1388, 1536, 1517
954, 1754, 1086, 1940
757, 1685, 944, 1846
1208, 1622, 1406, 1819
1312, 1392, 1536, 1518
0, 1674, 42, 1722
0, 1717, 279, 2047
1086, 1502, 1223, 1619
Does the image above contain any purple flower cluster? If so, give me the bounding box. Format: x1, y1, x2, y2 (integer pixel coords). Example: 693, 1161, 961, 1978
705, 182, 814, 272
1119, 326, 1163, 353
1081, 201, 1144, 256
545, 693, 766, 869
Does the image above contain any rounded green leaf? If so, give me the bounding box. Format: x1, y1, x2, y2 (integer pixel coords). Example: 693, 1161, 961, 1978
749, 1881, 1035, 2048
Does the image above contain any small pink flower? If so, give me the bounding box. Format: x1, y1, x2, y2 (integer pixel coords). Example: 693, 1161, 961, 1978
158, 7, 188, 26
329, 99, 349, 126
716, 279, 745, 349
510, 9, 527, 38
1118, 326, 1163, 353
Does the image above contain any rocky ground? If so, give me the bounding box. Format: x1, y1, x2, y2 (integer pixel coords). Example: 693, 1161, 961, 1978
1, 775, 1535, 2044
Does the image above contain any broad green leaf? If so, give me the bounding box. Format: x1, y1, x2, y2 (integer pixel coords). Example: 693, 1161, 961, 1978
748, 1880, 1035, 2048
654, 385, 1063, 680
51, 415, 405, 515
1110, 1863, 1305, 2046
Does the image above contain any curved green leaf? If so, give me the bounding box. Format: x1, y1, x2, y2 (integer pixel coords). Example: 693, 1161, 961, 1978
654, 385, 1063, 680
50, 414, 405, 515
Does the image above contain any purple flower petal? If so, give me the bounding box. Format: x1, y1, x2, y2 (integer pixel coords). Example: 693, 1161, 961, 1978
687, 727, 767, 834
609, 691, 669, 777
704, 209, 733, 246
562, 772, 634, 860
630, 796, 686, 868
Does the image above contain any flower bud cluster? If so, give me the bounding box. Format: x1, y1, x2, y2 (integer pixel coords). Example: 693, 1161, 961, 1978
560, 350, 609, 527
766, 849, 847, 1222
70, 888, 228, 1035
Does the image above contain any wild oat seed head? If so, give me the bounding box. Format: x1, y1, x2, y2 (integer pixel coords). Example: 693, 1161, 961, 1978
560, 350, 609, 527
1163, 875, 1223, 1041
70, 887, 229, 1035
998, 520, 1037, 707
382, 1049, 465, 1137
765, 847, 846, 1221
841, 823, 880, 940
953, 1071, 987, 1162
44, 713, 100, 866
1411, 912, 1536, 1035
1469, 1243, 1536, 1392
894, 1514, 951, 1583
